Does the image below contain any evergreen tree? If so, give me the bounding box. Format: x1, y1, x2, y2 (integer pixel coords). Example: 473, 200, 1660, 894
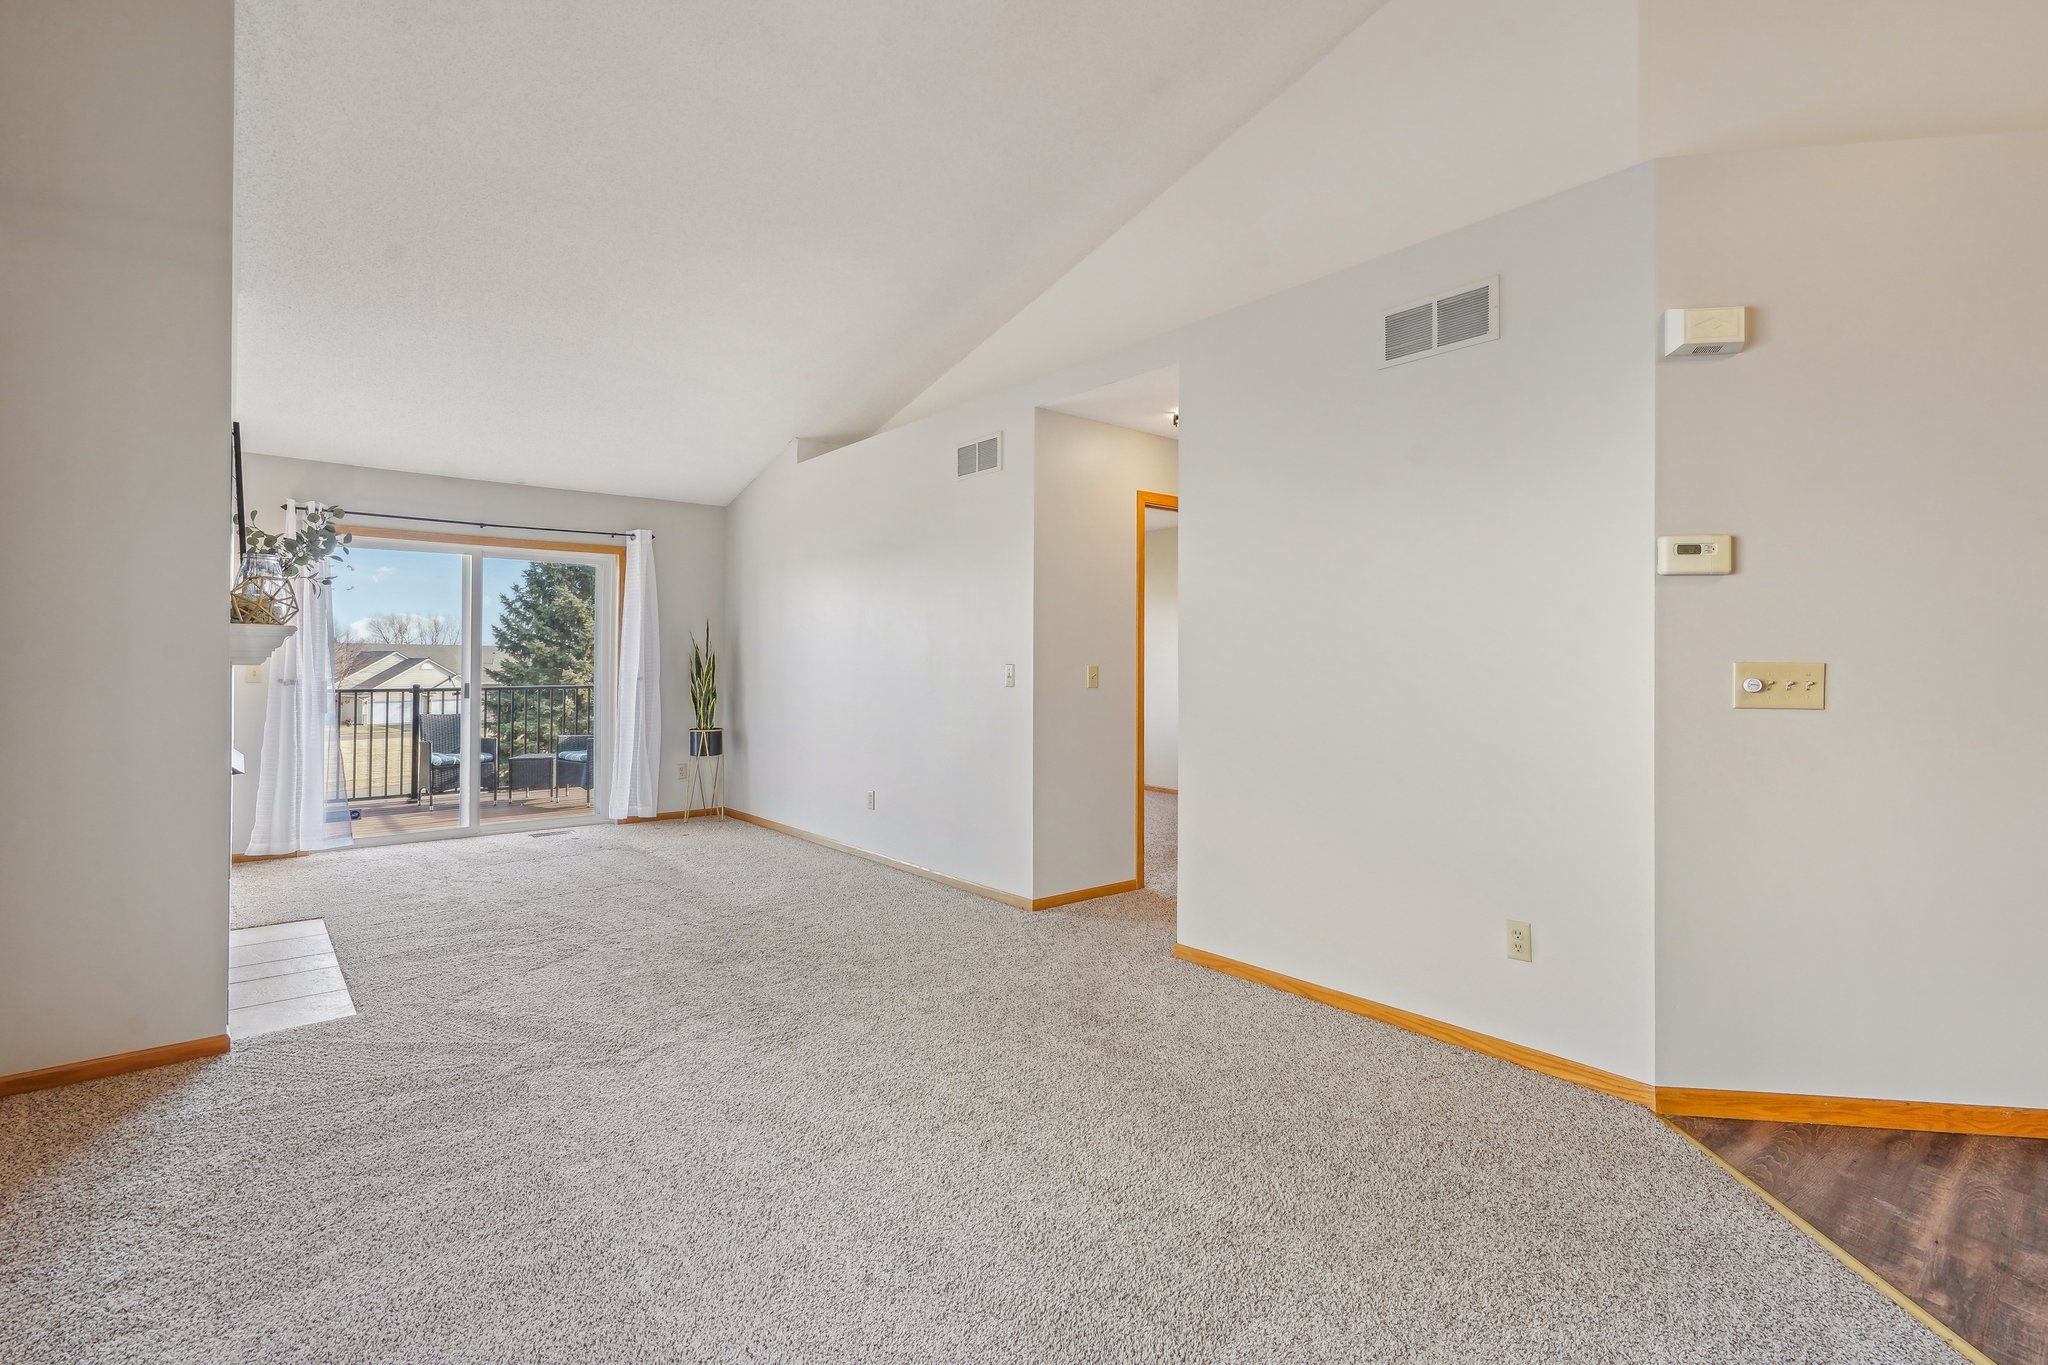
489, 562, 595, 686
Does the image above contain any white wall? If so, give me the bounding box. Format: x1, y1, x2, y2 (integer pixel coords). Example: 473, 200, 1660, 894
730, 168, 1658, 1080
1144, 525, 1180, 790
1032, 411, 1179, 896
1175, 167, 1659, 1082
723, 20, 2048, 1106
724, 402, 1039, 897
1653, 130, 2048, 1106
0, 0, 234, 1074
727, 125, 2048, 1109
232, 454, 726, 852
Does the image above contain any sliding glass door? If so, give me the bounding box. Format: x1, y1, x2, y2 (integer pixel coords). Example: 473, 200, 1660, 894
478, 556, 600, 827
331, 547, 468, 839
329, 535, 615, 844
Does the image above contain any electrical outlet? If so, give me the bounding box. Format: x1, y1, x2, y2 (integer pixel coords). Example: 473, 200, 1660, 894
243, 666, 263, 683
1086, 664, 1100, 689
865, 790, 876, 810
1507, 920, 1533, 963
678, 762, 688, 779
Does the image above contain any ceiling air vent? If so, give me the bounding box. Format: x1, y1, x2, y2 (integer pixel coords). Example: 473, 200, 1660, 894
1380, 276, 1500, 368
956, 433, 1001, 478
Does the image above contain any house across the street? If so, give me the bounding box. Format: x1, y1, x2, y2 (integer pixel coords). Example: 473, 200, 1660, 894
333, 650, 459, 725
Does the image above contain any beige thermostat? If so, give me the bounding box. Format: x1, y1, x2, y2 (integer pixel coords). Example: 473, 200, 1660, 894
1658, 534, 1733, 575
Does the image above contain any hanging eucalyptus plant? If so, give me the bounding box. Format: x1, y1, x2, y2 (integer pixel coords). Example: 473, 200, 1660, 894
228, 505, 352, 625
237, 505, 353, 586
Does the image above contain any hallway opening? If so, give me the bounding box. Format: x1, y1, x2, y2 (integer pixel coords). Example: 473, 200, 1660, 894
1137, 491, 1179, 898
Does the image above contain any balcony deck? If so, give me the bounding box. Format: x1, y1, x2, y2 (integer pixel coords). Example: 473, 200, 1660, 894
346, 788, 595, 839
333, 683, 598, 840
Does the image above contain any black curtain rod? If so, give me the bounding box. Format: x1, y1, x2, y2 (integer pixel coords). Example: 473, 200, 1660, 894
283, 505, 649, 540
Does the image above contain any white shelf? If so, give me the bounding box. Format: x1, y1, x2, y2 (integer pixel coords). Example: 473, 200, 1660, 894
228, 621, 296, 667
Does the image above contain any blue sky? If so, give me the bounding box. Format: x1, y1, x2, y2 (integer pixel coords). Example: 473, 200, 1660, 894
328, 548, 529, 645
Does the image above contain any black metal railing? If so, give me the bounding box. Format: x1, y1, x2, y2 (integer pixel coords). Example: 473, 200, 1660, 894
483, 684, 594, 776
334, 685, 460, 801
334, 684, 594, 803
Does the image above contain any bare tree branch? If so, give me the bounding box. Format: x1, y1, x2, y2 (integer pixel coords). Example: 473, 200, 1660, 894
344, 611, 459, 645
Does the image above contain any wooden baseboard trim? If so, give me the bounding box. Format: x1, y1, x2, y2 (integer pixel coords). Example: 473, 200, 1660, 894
231, 850, 306, 864
1172, 944, 1654, 1107
1654, 1086, 2048, 1139
1660, 1117, 1995, 1364
0, 1034, 230, 1098
1143, 785, 1179, 795
637, 807, 1132, 913
617, 808, 724, 824
1031, 880, 1139, 911
718, 809, 1032, 910
1169, 946, 2041, 1138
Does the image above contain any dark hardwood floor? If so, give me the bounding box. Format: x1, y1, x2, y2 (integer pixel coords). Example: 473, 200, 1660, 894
1673, 1116, 2048, 1365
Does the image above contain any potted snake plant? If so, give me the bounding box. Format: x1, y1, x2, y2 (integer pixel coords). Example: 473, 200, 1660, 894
688, 621, 721, 756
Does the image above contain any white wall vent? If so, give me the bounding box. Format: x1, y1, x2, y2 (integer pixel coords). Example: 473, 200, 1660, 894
1380, 276, 1500, 368
956, 433, 1002, 478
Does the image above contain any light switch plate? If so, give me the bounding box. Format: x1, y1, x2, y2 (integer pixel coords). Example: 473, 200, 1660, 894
1086, 664, 1099, 689
1658, 534, 1734, 574
1734, 661, 1826, 709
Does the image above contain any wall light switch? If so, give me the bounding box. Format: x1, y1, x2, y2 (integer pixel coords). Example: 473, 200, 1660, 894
1005, 663, 1016, 688
1734, 661, 1826, 709
1087, 664, 1100, 689
1658, 534, 1734, 575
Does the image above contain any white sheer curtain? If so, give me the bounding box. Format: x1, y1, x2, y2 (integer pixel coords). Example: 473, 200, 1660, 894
607, 530, 662, 819
245, 504, 352, 855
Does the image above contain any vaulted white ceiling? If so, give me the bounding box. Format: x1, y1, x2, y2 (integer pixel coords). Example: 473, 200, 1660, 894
234, 0, 1386, 504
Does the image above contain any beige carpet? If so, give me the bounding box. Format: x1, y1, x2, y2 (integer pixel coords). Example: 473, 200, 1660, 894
0, 818, 1952, 1363
1144, 789, 1176, 898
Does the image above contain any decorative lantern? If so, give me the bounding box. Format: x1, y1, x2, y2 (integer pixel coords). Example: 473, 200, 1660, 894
230, 552, 298, 625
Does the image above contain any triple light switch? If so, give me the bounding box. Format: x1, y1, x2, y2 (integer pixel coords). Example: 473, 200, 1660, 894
1733, 662, 1826, 710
